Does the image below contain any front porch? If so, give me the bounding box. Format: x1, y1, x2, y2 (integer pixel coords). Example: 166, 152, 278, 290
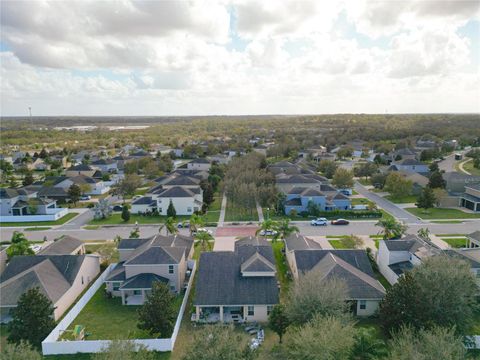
193, 306, 245, 323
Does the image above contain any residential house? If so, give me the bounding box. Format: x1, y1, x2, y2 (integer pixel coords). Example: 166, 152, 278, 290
0, 254, 100, 322
47, 175, 111, 195
194, 237, 279, 323
443, 171, 480, 193
467, 231, 480, 248
39, 235, 85, 256
284, 187, 351, 215
66, 164, 96, 177
284, 234, 385, 316
187, 158, 211, 171
275, 173, 327, 194
91, 159, 117, 173
0, 188, 68, 222
390, 148, 417, 163
104, 234, 194, 305
459, 184, 480, 212
132, 186, 202, 215
389, 159, 429, 174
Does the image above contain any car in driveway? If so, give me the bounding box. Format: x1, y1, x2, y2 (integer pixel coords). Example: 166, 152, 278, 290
310, 217, 328, 226
192, 228, 213, 235
331, 219, 350, 225
80, 195, 91, 201
112, 205, 123, 212
178, 221, 190, 228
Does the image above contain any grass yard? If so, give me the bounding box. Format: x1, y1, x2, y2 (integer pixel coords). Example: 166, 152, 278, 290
62, 285, 183, 340
0, 212, 79, 227
435, 233, 467, 237
88, 213, 191, 225
225, 201, 258, 222
85, 243, 120, 263
209, 195, 222, 212
384, 194, 417, 204
271, 241, 291, 299
462, 158, 480, 176
431, 220, 463, 224
405, 207, 480, 219
329, 239, 350, 249
441, 237, 468, 248
24, 226, 52, 231
203, 210, 220, 223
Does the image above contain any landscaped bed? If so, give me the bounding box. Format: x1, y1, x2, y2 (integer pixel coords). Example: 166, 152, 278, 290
61, 285, 183, 340
88, 213, 190, 225
0, 212, 79, 227
405, 207, 480, 219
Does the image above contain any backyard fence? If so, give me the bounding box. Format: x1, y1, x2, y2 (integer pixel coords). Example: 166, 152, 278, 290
42, 261, 196, 355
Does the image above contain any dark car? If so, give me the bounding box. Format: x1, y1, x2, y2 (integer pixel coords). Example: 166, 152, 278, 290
331, 219, 349, 225
112, 205, 123, 212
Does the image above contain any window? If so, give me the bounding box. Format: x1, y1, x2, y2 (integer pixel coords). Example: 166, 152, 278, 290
247, 306, 254, 316
187, 207, 192, 212
133, 290, 141, 295
169, 265, 174, 274
81, 276, 84, 285
113, 282, 121, 291
267, 305, 273, 316
359, 300, 367, 310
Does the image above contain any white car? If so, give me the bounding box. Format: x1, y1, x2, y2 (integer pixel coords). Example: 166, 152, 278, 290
30, 245, 43, 253
310, 217, 328, 226
195, 228, 213, 235
259, 229, 278, 236
79, 195, 91, 201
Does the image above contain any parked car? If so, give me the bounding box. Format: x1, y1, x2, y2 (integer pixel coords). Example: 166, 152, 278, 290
331, 219, 350, 225
30, 245, 43, 253
259, 229, 278, 236
193, 228, 213, 235
80, 195, 91, 200
310, 217, 328, 226
178, 221, 190, 228
112, 205, 123, 212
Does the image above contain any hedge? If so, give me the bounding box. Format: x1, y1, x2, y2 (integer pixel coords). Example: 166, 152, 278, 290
302, 210, 382, 219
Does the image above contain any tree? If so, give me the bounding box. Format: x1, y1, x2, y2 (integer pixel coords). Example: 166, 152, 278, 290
379, 256, 478, 335
387, 326, 466, 360
121, 205, 130, 222
268, 304, 289, 343
274, 218, 299, 240
182, 325, 252, 360
318, 159, 338, 179
283, 315, 356, 360
428, 162, 439, 172
92, 340, 155, 360
384, 173, 412, 199
129, 227, 140, 238
350, 328, 387, 360
416, 227, 430, 241
286, 271, 349, 325
375, 218, 407, 240
167, 200, 177, 218
2, 341, 42, 360
336, 146, 354, 159
353, 162, 378, 180
93, 199, 112, 220
428, 171, 446, 189
68, 184, 81, 205
202, 183, 214, 207
137, 282, 177, 337
332, 168, 354, 189
6, 231, 34, 259
159, 217, 178, 235
118, 174, 142, 200
339, 234, 364, 249
8, 287, 55, 347
255, 218, 278, 239
189, 214, 205, 235
306, 200, 320, 217
144, 161, 160, 179
196, 231, 213, 251
370, 172, 387, 189
22, 171, 34, 186
78, 183, 92, 195
432, 187, 448, 207
415, 186, 436, 213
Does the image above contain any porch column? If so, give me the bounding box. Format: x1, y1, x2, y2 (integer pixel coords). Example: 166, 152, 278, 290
121, 291, 125, 305
219, 306, 224, 322
142, 290, 145, 303
196, 306, 200, 321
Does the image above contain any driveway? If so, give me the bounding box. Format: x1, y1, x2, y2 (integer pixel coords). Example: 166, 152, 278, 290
58, 209, 93, 230
354, 182, 423, 225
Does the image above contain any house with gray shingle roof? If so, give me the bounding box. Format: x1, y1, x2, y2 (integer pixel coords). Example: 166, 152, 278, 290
193, 237, 279, 323
104, 234, 194, 305
39, 235, 85, 256
288, 248, 385, 316
0, 254, 100, 322
284, 186, 351, 215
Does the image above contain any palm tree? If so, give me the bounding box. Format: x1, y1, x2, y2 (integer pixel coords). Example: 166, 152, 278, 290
196, 231, 213, 251
350, 328, 388, 360
274, 218, 299, 241
375, 218, 407, 240
417, 227, 430, 241
159, 216, 178, 236
255, 218, 278, 239
189, 214, 205, 236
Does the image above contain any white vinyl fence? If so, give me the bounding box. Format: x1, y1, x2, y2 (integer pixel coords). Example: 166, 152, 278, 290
42, 261, 196, 355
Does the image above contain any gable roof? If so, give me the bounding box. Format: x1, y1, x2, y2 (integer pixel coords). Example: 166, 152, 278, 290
39, 236, 83, 255
241, 252, 276, 273
285, 233, 322, 251
157, 186, 197, 198
119, 273, 169, 290
67, 164, 93, 171
163, 175, 200, 186
190, 158, 210, 164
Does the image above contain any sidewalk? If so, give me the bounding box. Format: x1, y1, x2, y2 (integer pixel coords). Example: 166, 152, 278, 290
217, 193, 227, 227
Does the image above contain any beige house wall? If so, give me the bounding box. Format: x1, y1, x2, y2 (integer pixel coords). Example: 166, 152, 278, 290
52, 256, 100, 320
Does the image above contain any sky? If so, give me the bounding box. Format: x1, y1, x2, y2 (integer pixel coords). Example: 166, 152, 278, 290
1, 0, 479, 116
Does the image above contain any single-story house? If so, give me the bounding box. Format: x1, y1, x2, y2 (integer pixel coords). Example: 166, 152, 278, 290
194, 237, 279, 323
66, 164, 96, 177
91, 159, 117, 173
0, 254, 100, 322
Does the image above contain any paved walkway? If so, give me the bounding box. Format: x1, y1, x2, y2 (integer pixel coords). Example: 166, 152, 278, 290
429, 234, 450, 249
256, 201, 264, 222
354, 182, 423, 225
218, 193, 227, 227
458, 158, 472, 175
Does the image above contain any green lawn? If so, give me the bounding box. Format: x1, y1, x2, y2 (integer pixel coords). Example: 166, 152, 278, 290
430, 220, 463, 224
0, 212, 79, 227
405, 207, 480, 219
463, 158, 480, 176
203, 210, 220, 223
329, 239, 350, 249
24, 226, 52, 231
88, 214, 190, 225
85, 243, 120, 263
441, 237, 468, 248
209, 195, 222, 212
351, 198, 374, 206
225, 201, 258, 222
357, 178, 371, 186
271, 241, 290, 299
385, 194, 417, 204
62, 285, 182, 340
